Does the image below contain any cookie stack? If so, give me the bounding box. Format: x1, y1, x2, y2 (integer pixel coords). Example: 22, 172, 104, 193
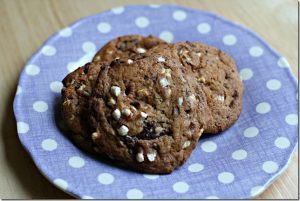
61, 35, 244, 173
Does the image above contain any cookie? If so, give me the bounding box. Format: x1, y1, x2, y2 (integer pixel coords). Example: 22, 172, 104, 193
92, 35, 167, 62
61, 61, 107, 152
147, 42, 244, 134
89, 54, 209, 173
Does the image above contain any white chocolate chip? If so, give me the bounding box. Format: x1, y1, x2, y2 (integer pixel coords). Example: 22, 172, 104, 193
165, 88, 172, 97
197, 76, 206, 83
117, 125, 129, 136
155, 127, 163, 134
196, 52, 202, 57
127, 59, 133, 64
182, 140, 191, 149
136, 151, 144, 162
130, 106, 138, 112
140, 112, 148, 118
147, 148, 157, 162
165, 69, 171, 78
178, 97, 183, 106
78, 84, 86, 91
108, 50, 113, 54
188, 94, 197, 102
111, 86, 121, 97
91, 132, 100, 141
112, 109, 121, 120
216, 95, 225, 103
157, 56, 166, 62
107, 97, 116, 106
137, 47, 146, 53
122, 108, 132, 117
160, 78, 169, 87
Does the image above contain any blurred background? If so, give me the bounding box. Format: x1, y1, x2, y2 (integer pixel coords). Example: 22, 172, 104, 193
0, 0, 297, 199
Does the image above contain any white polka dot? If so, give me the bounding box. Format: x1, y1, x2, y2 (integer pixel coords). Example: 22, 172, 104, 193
218, 172, 235, 184
25, 64, 40, 76
256, 102, 271, 114
82, 42, 96, 53
143, 174, 160, 179
285, 114, 298, 125
111, 6, 124, 14
59, 27, 72, 37
50, 81, 63, 93
17, 122, 29, 134
172, 10, 187, 21
223, 34, 237, 46
197, 23, 211, 34
206, 195, 219, 199
97, 22, 111, 33
244, 126, 259, 138
42, 45, 56, 56
249, 46, 263, 57
250, 186, 264, 197
232, 149, 248, 160
262, 161, 278, 174
149, 4, 160, 8
126, 188, 144, 199
41, 139, 58, 151
33, 101, 48, 112
188, 163, 204, 172
266, 79, 281, 90
239, 68, 253, 80
97, 173, 114, 185
82, 196, 94, 199
53, 178, 68, 190
135, 17, 149, 28
173, 181, 189, 193
274, 137, 290, 149
159, 31, 174, 43
277, 57, 290, 68
201, 141, 217, 152
16, 85, 22, 95
68, 156, 85, 168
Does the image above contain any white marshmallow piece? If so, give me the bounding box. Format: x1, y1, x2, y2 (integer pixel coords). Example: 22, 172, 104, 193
112, 109, 121, 120
157, 56, 166, 63
122, 108, 132, 117
216, 95, 225, 102
178, 97, 183, 106
182, 140, 191, 149
140, 112, 148, 118
111, 86, 121, 97
147, 149, 157, 162
117, 125, 129, 136
136, 151, 144, 162
160, 78, 169, 87
137, 47, 146, 53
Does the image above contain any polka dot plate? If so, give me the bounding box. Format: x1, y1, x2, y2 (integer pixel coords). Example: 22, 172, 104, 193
13, 4, 298, 199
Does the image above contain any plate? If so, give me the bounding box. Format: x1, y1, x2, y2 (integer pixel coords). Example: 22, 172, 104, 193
13, 4, 298, 199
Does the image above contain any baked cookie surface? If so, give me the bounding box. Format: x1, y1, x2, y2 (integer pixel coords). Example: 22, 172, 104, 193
89, 55, 208, 173
92, 35, 167, 62
61, 61, 107, 152
148, 42, 244, 134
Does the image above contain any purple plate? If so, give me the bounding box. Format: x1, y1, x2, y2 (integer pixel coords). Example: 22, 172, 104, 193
13, 4, 298, 199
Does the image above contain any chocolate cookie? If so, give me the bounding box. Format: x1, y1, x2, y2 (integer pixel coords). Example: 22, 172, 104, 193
92, 35, 167, 62
61, 61, 107, 152
89, 54, 209, 173
147, 42, 244, 134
